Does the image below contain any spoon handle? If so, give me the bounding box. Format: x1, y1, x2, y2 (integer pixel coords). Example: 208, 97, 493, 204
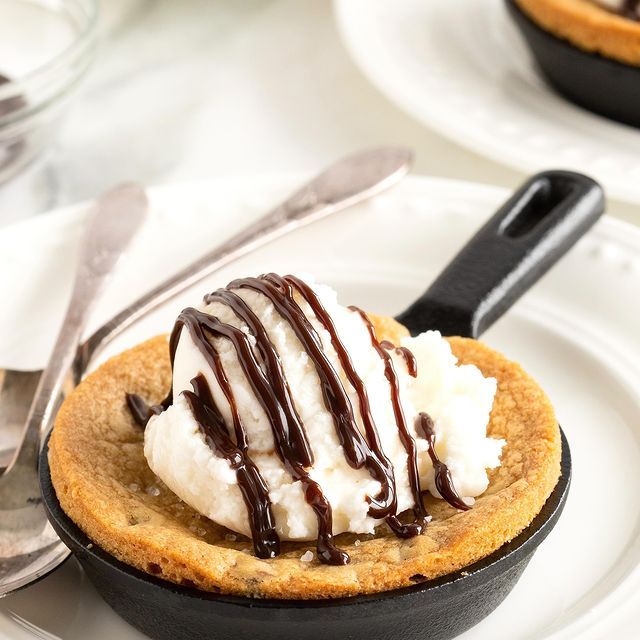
395, 170, 605, 337
78, 147, 413, 370
8, 184, 148, 472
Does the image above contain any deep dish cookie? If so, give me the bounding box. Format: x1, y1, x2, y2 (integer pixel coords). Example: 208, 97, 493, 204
48, 309, 560, 599
509, 0, 640, 126
515, 0, 640, 65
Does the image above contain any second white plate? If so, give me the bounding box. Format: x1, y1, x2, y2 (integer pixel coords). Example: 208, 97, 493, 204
335, 0, 640, 206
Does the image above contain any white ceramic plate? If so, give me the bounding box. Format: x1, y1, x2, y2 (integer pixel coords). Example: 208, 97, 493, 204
1, 176, 639, 639
334, 0, 640, 206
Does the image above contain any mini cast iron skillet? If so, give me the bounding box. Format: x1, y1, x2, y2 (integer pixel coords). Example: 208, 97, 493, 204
41, 170, 604, 640
506, 0, 640, 128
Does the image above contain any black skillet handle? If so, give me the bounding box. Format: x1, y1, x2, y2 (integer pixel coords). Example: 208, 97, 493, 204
395, 170, 604, 338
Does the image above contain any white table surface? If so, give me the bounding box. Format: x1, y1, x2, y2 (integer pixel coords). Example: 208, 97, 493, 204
0, 0, 638, 228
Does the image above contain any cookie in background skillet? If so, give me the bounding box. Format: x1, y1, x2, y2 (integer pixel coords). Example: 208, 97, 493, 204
42, 170, 604, 640
508, 0, 640, 126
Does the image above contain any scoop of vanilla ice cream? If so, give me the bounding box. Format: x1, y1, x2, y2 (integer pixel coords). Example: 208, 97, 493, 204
144, 276, 503, 541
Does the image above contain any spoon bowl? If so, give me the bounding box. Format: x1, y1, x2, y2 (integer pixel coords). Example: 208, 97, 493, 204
0, 457, 68, 595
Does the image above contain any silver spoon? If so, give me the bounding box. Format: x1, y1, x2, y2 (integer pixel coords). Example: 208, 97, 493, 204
0, 146, 413, 596
0, 183, 149, 596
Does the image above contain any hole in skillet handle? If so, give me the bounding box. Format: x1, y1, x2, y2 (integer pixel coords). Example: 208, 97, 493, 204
394, 170, 604, 338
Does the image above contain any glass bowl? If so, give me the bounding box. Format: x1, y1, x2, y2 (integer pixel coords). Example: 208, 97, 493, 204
0, 0, 98, 183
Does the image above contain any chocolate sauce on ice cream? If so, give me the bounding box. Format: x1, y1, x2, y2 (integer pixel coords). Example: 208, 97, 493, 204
621, 0, 640, 19
129, 274, 469, 564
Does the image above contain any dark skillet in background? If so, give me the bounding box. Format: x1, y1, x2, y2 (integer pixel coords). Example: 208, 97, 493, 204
506, 0, 640, 128
41, 170, 604, 640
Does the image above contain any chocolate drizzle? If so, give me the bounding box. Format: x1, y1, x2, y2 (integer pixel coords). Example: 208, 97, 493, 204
127, 274, 468, 564
350, 306, 428, 537
415, 413, 469, 512
595, 0, 640, 19
201, 287, 347, 564
381, 341, 418, 378
223, 276, 397, 521
126, 393, 165, 425
271, 275, 397, 519
184, 374, 280, 559
621, 0, 640, 20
